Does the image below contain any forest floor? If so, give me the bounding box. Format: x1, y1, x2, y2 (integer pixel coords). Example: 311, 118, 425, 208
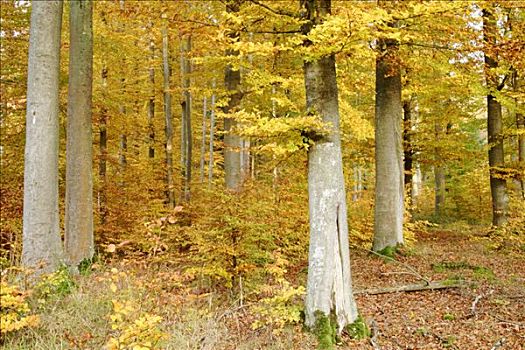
2, 226, 524, 350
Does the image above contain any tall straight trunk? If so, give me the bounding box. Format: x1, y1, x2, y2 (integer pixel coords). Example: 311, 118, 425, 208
223, 0, 243, 191
403, 99, 413, 199
302, 0, 358, 333
412, 163, 422, 203
162, 28, 175, 208
352, 166, 363, 202
22, 0, 64, 272
65, 0, 94, 267
518, 112, 525, 198
483, 8, 508, 226
434, 167, 446, 216
98, 6, 108, 225
180, 34, 192, 201
512, 70, 524, 198
118, 3, 127, 179
148, 38, 155, 159
119, 82, 127, 175
208, 82, 216, 187
434, 121, 446, 217
373, 24, 404, 251
99, 66, 108, 225
200, 96, 207, 182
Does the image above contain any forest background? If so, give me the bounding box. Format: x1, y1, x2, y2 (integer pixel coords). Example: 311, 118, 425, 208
1, 0, 524, 349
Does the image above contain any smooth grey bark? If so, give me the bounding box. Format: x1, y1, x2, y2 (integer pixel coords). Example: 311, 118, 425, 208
302, 0, 358, 333
118, 92, 127, 174
98, 7, 108, 225
434, 121, 446, 217
200, 96, 207, 182
373, 33, 404, 251
483, 8, 508, 226
65, 0, 94, 266
518, 112, 525, 198
180, 34, 192, 201
352, 167, 363, 202
22, 0, 64, 272
511, 70, 524, 198
208, 82, 216, 187
118, 2, 127, 178
148, 38, 155, 159
223, 0, 243, 191
403, 99, 414, 202
162, 28, 175, 208
412, 163, 422, 204
99, 66, 108, 225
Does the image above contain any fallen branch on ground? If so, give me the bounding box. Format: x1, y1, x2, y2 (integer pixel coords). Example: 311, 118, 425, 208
355, 246, 432, 285
470, 289, 493, 316
490, 337, 506, 350
354, 281, 463, 295
369, 319, 381, 350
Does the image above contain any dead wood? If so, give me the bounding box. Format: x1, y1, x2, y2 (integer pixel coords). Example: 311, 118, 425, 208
354, 281, 463, 295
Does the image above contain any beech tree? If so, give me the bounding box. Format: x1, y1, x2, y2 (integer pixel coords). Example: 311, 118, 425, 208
65, 0, 94, 267
483, 6, 508, 226
180, 34, 192, 201
301, 0, 358, 333
22, 0, 64, 272
223, 0, 243, 191
373, 1, 404, 252
163, 28, 175, 208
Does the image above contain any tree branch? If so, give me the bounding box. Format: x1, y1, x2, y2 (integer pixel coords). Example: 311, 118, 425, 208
355, 246, 432, 285
403, 41, 457, 51
354, 281, 463, 295
248, 0, 300, 18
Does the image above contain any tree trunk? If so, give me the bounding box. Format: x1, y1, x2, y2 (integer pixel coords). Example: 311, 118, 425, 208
65, 0, 94, 267
483, 8, 508, 226
512, 70, 524, 198
148, 38, 155, 159
208, 82, 216, 187
162, 28, 175, 208
223, 0, 243, 191
180, 34, 192, 201
373, 30, 404, 251
403, 99, 414, 203
200, 96, 207, 183
302, 0, 358, 334
99, 66, 108, 226
22, 0, 64, 272
518, 112, 525, 198
434, 121, 446, 217
119, 79, 127, 178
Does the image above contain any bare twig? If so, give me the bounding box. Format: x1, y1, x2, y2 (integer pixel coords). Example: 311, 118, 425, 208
493, 315, 525, 327
431, 332, 460, 350
355, 246, 432, 285
369, 319, 381, 350
248, 0, 300, 19
490, 337, 506, 350
215, 302, 251, 322
470, 289, 494, 316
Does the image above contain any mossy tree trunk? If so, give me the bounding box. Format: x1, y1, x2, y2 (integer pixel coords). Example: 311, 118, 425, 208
301, 0, 358, 334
